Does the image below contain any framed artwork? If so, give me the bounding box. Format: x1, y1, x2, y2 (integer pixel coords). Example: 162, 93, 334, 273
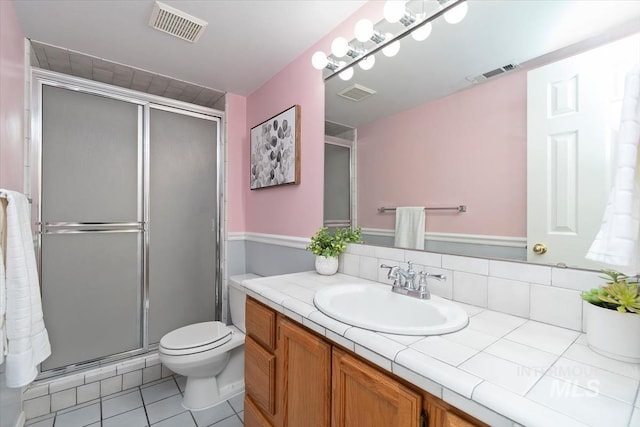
250, 105, 301, 190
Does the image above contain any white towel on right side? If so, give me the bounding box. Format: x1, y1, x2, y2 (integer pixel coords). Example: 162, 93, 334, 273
586, 65, 640, 274
394, 207, 425, 250
0, 197, 6, 365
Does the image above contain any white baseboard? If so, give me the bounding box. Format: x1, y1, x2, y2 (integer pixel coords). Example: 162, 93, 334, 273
361, 228, 526, 248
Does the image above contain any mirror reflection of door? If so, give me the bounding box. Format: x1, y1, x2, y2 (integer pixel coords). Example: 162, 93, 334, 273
527, 33, 640, 268
324, 122, 355, 230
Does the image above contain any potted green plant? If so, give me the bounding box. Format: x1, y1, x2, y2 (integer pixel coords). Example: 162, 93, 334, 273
307, 227, 362, 275
581, 269, 640, 363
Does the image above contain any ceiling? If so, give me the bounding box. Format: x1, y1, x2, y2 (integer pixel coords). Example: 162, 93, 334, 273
11, 0, 367, 96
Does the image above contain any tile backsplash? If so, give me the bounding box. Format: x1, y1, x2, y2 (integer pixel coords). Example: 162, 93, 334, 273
340, 243, 600, 332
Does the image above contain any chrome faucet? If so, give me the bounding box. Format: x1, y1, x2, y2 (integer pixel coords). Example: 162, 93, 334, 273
380, 261, 445, 300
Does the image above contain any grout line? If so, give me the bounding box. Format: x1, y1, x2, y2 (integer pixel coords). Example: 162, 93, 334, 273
227, 399, 239, 417
99, 393, 103, 425
207, 413, 240, 427
140, 385, 152, 427
189, 409, 199, 426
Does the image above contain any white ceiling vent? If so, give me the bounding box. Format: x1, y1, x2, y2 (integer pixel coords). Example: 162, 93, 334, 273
466, 63, 520, 84
149, 1, 208, 43
338, 84, 376, 102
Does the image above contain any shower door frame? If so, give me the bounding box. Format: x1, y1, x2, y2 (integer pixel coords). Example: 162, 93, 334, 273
30, 68, 225, 379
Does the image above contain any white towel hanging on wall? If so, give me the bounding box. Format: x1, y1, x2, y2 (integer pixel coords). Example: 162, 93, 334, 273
0, 189, 51, 387
0, 196, 7, 365
586, 65, 640, 274
394, 207, 426, 250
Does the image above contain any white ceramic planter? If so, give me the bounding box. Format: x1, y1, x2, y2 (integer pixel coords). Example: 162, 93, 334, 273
315, 255, 339, 276
585, 302, 640, 363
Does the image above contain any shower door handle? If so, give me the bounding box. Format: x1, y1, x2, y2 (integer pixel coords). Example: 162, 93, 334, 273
42, 222, 144, 234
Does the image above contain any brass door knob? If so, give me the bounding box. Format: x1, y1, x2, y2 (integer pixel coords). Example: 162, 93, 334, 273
532, 243, 547, 254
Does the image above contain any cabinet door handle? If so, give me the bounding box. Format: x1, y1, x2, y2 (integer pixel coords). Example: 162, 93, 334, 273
421, 409, 428, 427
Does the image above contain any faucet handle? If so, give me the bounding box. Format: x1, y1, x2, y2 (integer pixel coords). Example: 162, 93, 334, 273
380, 264, 399, 280
417, 271, 431, 298
420, 271, 446, 281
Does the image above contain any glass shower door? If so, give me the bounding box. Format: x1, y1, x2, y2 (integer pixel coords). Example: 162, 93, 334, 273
39, 85, 144, 371
147, 106, 218, 344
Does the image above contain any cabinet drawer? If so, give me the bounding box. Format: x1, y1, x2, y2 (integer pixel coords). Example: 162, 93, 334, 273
245, 336, 276, 416
246, 297, 277, 351
245, 395, 274, 427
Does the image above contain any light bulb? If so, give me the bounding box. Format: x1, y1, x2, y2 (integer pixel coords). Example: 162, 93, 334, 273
339, 66, 354, 81
411, 22, 432, 41
382, 33, 400, 57
311, 51, 328, 70
358, 55, 375, 71
444, 1, 468, 24
354, 19, 374, 43
383, 0, 406, 23
331, 37, 350, 58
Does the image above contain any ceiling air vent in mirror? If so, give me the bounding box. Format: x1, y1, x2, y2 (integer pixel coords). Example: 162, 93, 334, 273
149, 1, 208, 43
338, 84, 376, 102
466, 63, 520, 84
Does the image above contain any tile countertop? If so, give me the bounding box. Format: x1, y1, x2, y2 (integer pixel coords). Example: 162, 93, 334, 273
237, 272, 640, 427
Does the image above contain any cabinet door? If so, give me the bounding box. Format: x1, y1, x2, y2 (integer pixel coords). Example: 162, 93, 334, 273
424, 392, 487, 427
444, 411, 478, 427
277, 316, 331, 427
245, 395, 275, 427
332, 348, 422, 427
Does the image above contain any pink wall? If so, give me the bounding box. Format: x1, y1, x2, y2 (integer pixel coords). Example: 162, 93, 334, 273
358, 70, 527, 238
244, 54, 325, 237
226, 93, 247, 232
241, 1, 384, 238
0, 0, 25, 192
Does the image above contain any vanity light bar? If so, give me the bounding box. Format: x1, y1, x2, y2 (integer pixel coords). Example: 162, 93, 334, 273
321, 0, 468, 81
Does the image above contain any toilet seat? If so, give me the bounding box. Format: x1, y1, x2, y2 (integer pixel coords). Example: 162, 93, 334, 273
159, 321, 233, 356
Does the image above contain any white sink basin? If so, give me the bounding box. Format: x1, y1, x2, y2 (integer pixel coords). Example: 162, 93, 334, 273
313, 284, 469, 336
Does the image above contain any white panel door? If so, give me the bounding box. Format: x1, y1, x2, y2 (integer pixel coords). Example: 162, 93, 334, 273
527, 34, 640, 268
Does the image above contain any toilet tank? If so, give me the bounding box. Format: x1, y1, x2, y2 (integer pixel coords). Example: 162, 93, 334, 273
228, 274, 260, 333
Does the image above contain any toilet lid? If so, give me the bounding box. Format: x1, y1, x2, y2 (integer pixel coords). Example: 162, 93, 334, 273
160, 321, 232, 351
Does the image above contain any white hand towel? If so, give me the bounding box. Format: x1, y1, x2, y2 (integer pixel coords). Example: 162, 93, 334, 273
0, 197, 7, 365
586, 65, 640, 274
1, 190, 51, 387
394, 207, 425, 250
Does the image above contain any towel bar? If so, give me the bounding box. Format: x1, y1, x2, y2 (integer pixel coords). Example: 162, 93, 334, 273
377, 205, 466, 213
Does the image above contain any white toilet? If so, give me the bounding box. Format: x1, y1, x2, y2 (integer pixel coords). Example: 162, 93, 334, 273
158, 274, 259, 411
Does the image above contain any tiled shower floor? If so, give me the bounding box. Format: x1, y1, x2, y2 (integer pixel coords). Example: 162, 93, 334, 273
25, 376, 244, 427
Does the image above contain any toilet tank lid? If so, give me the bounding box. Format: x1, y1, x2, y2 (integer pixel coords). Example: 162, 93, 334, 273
160, 321, 232, 350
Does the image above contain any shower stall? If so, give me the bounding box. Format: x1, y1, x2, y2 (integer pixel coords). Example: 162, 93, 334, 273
30, 69, 223, 376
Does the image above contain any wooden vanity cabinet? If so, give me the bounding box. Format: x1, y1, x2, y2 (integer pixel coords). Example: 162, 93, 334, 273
244, 297, 487, 427
245, 298, 331, 427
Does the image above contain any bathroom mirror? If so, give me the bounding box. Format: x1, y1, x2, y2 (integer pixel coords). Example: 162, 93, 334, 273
324, 0, 640, 270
